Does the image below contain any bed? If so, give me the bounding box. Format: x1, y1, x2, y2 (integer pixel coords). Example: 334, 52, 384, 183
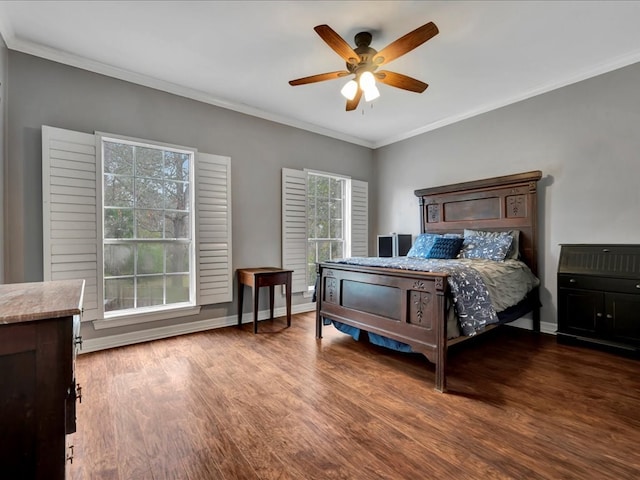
315, 170, 542, 392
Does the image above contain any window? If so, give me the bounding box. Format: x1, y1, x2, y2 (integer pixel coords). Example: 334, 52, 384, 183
282, 168, 368, 294
306, 172, 346, 290
42, 125, 232, 327
101, 137, 194, 315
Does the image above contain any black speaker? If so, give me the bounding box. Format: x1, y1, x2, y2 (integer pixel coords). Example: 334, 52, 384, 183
397, 234, 412, 256
377, 234, 412, 257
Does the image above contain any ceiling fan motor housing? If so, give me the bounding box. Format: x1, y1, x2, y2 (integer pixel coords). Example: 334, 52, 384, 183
347, 32, 378, 77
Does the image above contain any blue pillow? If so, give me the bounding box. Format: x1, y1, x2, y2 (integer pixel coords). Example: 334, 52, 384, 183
406, 233, 440, 258
459, 234, 513, 261
426, 236, 464, 259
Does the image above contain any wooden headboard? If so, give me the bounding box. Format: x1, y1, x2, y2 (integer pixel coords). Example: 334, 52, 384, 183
414, 170, 542, 275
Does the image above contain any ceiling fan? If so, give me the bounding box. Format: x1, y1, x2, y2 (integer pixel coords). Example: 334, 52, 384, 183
289, 22, 439, 111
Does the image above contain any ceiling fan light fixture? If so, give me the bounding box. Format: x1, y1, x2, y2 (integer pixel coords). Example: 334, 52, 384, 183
359, 71, 376, 91
340, 79, 358, 100
363, 84, 380, 102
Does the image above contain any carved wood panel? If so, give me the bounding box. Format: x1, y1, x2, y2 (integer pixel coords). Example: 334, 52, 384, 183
409, 290, 432, 328
506, 194, 526, 218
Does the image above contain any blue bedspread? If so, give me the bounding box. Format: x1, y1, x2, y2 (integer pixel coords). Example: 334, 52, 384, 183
328, 257, 498, 336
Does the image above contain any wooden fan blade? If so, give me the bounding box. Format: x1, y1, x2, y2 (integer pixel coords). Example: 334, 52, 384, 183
314, 24, 359, 64
373, 22, 438, 66
375, 71, 428, 93
289, 71, 350, 86
346, 88, 362, 111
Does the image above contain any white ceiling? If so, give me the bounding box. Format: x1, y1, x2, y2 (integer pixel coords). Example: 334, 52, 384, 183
2, 1, 640, 148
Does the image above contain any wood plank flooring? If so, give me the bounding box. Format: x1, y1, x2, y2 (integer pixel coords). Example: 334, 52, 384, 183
69, 312, 640, 479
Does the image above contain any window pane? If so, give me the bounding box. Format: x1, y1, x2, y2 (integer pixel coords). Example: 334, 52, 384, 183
165, 212, 190, 239
136, 209, 164, 238
164, 151, 190, 181
166, 274, 189, 303
165, 181, 189, 211
307, 198, 316, 239
104, 208, 133, 239
137, 276, 164, 307
104, 278, 134, 312
166, 244, 189, 273
330, 178, 343, 199
307, 173, 316, 195
308, 240, 317, 264
104, 142, 133, 175
317, 240, 331, 263
330, 218, 343, 239
315, 200, 328, 238
317, 176, 329, 198
104, 244, 134, 276
104, 174, 133, 207
135, 178, 164, 209
330, 198, 342, 224
137, 243, 164, 275
135, 146, 164, 179
331, 241, 344, 259
308, 264, 317, 290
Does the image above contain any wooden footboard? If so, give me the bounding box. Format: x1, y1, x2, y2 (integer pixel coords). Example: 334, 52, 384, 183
316, 262, 450, 392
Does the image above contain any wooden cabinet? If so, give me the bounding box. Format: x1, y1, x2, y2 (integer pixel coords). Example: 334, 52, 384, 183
558, 244, 640, 353
0, 280, 84, 480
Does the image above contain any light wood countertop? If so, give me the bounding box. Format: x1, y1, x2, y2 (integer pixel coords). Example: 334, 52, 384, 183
0, 279, 85, 324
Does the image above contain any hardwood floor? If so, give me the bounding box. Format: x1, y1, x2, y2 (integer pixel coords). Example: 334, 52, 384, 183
69, 313, 640, 480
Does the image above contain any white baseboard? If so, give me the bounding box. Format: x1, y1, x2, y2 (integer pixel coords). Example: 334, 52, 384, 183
81, 302, 557, 354
81, 302, 317, 353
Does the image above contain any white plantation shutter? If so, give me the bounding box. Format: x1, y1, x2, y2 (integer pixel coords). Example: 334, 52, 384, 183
350, 179, 369, 257
196, 153, 233, 304
42, 125, 99, 321
282, 168, 308, 293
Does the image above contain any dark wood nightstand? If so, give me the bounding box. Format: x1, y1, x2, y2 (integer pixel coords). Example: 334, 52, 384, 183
237, 267, 293, 333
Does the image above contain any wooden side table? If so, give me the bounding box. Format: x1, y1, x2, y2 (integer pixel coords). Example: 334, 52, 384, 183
237, 267, 293, 333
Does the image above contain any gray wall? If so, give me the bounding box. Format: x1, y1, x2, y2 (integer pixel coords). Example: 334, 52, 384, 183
0, 37, 6, 283
373, 61, 640, 329
6, 51, 374, 340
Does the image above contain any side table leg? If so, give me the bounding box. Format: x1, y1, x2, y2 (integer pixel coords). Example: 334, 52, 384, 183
237, 277, 244, 328
253, 286, 259, 334
269, 285, 275, 320
286, 274, 292, 328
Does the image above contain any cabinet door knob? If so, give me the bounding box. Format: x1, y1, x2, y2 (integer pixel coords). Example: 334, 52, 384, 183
602, 248, 610, 253
569, 278, 577, 283
636, 284, 640, 289
596, 313, 603, 317
606, 314, 613, 319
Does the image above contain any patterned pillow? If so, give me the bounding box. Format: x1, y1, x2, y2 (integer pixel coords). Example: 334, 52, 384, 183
406, 233, 440, 258
459, 234, 513, 261
464, 229, 520, 260
426, 237, 464, 259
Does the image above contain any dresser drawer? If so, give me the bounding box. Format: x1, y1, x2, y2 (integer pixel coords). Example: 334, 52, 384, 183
558, 274, 640, 295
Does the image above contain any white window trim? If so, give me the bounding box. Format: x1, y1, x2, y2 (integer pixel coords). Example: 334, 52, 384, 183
92, 304, 202, 330
97, 132, 197, 319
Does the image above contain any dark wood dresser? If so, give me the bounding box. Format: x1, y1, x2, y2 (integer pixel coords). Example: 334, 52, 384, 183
0, 279, 84, 480
557, 244, 640, 353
